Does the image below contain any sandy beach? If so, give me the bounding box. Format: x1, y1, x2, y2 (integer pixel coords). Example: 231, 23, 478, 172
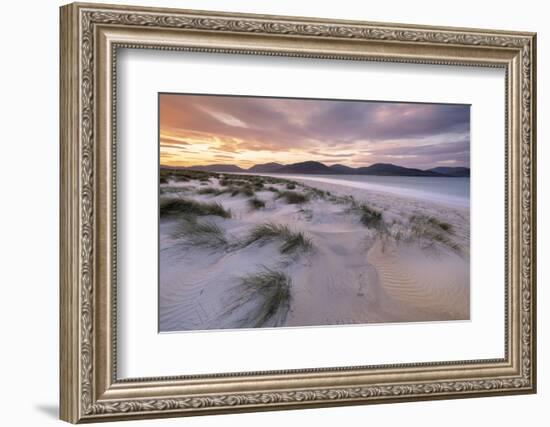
159, 170, 470, 332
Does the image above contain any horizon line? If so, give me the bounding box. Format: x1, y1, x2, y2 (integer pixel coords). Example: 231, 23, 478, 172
159, 160, 470, 171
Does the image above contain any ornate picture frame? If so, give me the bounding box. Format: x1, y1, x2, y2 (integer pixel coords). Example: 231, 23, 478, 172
60, 2, 536, 423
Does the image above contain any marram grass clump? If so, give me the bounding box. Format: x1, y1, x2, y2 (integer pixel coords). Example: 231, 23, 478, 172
409, 214, 459, 251
245, 223, 312, 255
248, 197, 266, 210
160, 197, 231, 218
171, 217, 228, 250
224, 268, 292, 328
276, 190, 309, 204
357, 204, 383, 228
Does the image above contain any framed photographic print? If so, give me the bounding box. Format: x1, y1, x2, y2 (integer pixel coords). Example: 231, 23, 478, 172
60, 2, 537, 423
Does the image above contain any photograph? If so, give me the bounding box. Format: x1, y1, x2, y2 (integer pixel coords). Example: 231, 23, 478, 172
57, 3, 536, 421
158, 94, 471, 332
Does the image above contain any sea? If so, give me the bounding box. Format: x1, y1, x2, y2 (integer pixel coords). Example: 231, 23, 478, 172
254, 174, 470, 208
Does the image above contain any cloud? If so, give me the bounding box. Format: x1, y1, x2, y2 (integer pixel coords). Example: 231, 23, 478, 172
160, 142, 191, 150
310, 102, 470, 142
308, 151, 355, 158
160, 134, 189, 145
159, 94, 470, 169
372, 140, 469, 157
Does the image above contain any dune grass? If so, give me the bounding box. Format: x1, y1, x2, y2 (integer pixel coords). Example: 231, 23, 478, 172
172, 217, 228, 250
227, 185, 255, 197
160, 186, 193, 195
425, 216, 453, 232
160, 197, 231, 218
252, 179, 265, 190
410, 215, 453, 234
209, 174, 269, 194
218, 178, 258, 197
171, 175, 189, 182
349, 202, 383, 229
220, 178, 244, 187
226, 268, 292, 328
248, 197, 266, 210
358, 204, 383, 228
241, 185, 255, 197
196, 187, 221, 195
307, 188, 329, 200
245, 223, 312, 254
410, 214, 459, 251
276, 190, 309, 204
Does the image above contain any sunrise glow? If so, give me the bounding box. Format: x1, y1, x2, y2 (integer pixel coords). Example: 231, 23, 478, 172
159, 94, 470, 170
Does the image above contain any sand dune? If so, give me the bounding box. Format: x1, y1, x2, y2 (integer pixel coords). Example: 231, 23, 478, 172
159, 170, 470, 332
285, 228, 374, 327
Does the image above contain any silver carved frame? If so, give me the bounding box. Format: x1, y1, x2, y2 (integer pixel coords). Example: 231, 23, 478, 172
60, 2, 537, 423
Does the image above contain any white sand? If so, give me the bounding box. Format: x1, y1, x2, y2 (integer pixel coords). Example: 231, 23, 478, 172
159, 174, 470, 332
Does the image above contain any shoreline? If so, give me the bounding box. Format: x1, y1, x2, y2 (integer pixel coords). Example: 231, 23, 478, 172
290, 176, 470, 253
225, 171, 469, 209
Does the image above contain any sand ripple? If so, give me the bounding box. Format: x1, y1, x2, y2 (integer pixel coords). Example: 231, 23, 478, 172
367, 239, 469, 321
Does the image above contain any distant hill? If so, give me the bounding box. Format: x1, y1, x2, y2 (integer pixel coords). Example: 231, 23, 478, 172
188, 164, 245, 173
329, 164, 357, 174
356, 163, 442, 177
174, 161, 470, 177
248, 162, 285, 173
273, 161, 335, 174
427, 167, 470, 177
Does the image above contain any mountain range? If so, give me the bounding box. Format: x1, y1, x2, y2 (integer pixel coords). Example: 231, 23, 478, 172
175, 161, 470, 177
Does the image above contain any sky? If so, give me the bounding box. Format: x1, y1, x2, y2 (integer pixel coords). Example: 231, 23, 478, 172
159, 93, 470, 170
